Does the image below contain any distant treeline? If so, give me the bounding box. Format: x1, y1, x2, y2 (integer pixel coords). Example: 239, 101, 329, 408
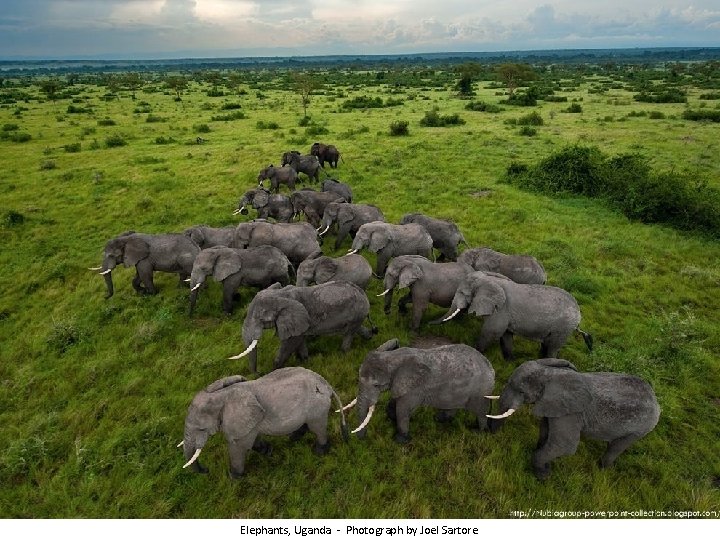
2, 47, 720, 76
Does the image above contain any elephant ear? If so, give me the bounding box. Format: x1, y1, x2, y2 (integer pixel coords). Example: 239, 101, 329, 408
205, 375, 247, 393
123, 237, 150, 267
468, 278, 506, 317
391, 358, 431, 399
532, 373, 592, 418
213, 250, 242, 282
221, 389, 265, 441
398, 262, 422, 289
536, 358, 578, 371
276, 299, 311, 340
314, 258, 337, 284
253, 190, 269, 208
369, 229, 390, 253
250, 223, 273, 246
337, 205, 353, 226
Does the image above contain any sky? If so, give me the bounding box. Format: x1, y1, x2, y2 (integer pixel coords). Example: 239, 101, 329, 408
0, 0, 718, 59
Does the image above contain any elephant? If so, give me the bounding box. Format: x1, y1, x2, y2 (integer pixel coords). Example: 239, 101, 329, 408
458, 247, 546, 285
379, 255, 475, 331
296, 254, 372, 290
188, 245, 293, 315
91, 231, 199, 298
318, 202, 385, 250
321, 178, 352, 204
281, 151, 322, 182
232, 220, 322, 267
435, 271, 593, 360
179, 368, 349, 479
349, 222, 434, 277
184, 225, 236, 249
257, 164, 298, 193
230, 281, 375, 373
233, 188, 294, 223
487, 358, 660, 479
290, 189, 346, 229
348, 339, 495, 443
399, 213, 467, 261
310, 142, 340, 168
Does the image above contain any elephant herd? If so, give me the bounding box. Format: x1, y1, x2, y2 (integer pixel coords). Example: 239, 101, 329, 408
90, 141, 661, 482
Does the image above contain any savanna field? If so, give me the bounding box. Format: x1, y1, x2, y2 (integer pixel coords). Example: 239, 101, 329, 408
1, 59, 719, 518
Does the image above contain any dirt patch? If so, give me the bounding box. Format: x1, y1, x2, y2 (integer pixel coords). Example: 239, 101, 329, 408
469, 190, 493, 198
409, 335, 456, 349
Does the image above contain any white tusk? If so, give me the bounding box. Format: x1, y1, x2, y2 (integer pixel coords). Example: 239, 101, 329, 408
182, 448, 202, 469
99, 269, 112, 275
376, 288, 391, 297
347, 249, 359, 255
228, 339, 258, 360
190, 283, 202, 292
316, 224, 323, 232
232, 209, 241, 216
319, 225, 330, 236
335, 398, 357, 413
351, 405, 375, 434
442, 308, 461, 322
88, 266, 102, 271
177, 441, 184, 447
487, 408, 516, 419
484, 395, 500, 400
184, 278, 191, 282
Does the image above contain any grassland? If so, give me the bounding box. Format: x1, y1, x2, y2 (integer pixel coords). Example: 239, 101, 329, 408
1, 65, 719, 518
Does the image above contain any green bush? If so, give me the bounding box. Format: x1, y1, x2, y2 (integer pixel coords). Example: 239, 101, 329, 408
256, 120, 279, 130
154, 136, 175, 145
682, 109, 720, 122
517, 111, 544, 126
97, 118, 116, 126
564, 103, 583, 113
389, 120, 410, 136
419, 108, 466, 127
220, 102, 242, 110
305, 124, 329, 136
40, 160, 57, 170
698, 92, 720, 100
519, 126, 537, 136
634, 88, 686, 103
341, 95, 384, 109
64, 142, 81, 153
66, 104, 91, 114
543, 95, 568, 102
4, 210, 25, 226
3, 132, 32, 142
211, 111, 245, 121
194, 123, 211, 133
105, 134, 127, 148
145, 114, 166, 123
648, 111, 666, 119
465, 101, 504, 113
2, 123, 19, 132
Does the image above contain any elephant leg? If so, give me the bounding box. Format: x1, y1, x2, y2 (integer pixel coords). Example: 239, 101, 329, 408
385, 398, 397, 421
375, 253, 390, 278
136, 260, 157, 295
532, 415, 582, 480
536, 416, 550, 450
226, 439, 252, 479
410, 296, 429, 331
540, 333, 568, 359
289, 423, 309, 442
178, 272, 190, 287
393, 393, 423, 444
600, 433, 642, 469
500, 331, 515, 361
131, 270, 145, 293
435, 409, 456, 424
475, 314, 508, 353
307, 415, 330, 455
222, 281, 236, 315
274, 336, 305, 369
341, 332, 354, 352
383, 289, 395, 315
467, 396, 491, 431
397, 292, 412, 314
252, 438, 272, 456
334, 225, 350, 250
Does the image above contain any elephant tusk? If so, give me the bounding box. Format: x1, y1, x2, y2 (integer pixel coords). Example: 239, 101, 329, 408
228, 339, 258, 360
88, 266, 103, 271
182, 448, 202, 469
318, 225, 330, 236
190, 283, 202, 292
336, 398, 357, 413
177, 441, 184, 448
376, 288, 391, 297
184, 278, 191, 282
484, 395, 500, 400
347, 249, 359, 255
316, 224, 324, 232
232, 209, 241, 216
351, 405, 375, 434
487, 408, 516, 419
99, 269, 112, 275
442, 308, 461, 322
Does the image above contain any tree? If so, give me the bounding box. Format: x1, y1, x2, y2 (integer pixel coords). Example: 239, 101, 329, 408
123, 72, 144, 100
455, 62, 482, 97
165, 75, 188, 101
39, 78, 64, 102
292, 72, 318, 118
496, 63, 536, 97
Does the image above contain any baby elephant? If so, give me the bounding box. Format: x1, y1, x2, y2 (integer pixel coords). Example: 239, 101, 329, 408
488, 358, 660, 479
349, 339, 495, 443
296, 254, 372, 290
180, 368, 348, 479
458, 247, 546, 284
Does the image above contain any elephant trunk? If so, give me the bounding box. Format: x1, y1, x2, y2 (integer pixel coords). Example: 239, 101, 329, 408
353, 389, 380, 437
381, 273, 398, 313
238, 318, 263, 372
487, 388, 523, 432
181, 429, 209, 472
100, 257, 116, 298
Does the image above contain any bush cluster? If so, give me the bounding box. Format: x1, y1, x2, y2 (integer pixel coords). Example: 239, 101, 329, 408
211, 111, 245, 121
505, 145, 720, 237
389, 120, 410, 136
516, 111, 544, 126
682, 109, 720, 122
419, 108, 466, 127
634, 88, 686, 103
464, 101, 504, 113
341, 96, 403, 110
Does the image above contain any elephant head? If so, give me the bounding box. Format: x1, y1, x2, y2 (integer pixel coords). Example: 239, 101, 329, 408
318, 202, 347, 235
231, 284, 311, 373
93, 231, 148, 298
232, 221, 272, 250
235, 188, 271, 216
296, 256, 335, 287
488, 358, 590, 430
180, 375, 253, 473
257, 165, 275, 186
188, 247, 243, 313
349, 222, 389, 255
439, 271, 508, 322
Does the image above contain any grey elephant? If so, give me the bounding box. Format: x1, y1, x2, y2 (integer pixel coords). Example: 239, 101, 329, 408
310, 142, 340, 168
232, 220, 322, 266
184, 225, 236, 249
230, 281, 375, 373
321, 178, 352, 203
379, 255, 474, 330
179, 368, 348, 479
487, 358, 660, 479
188, 245, 293, 315
349, 221, 433, 277
435, 271, 592, 360
234, 188, 294, 223
296, 254, 372, 290
399, 213, 467, 261
348, 339, 495, 443
458, 247, 546, 284
91, 231, 199, 298
257, 164, 298, 192
290, 189, 346, 229
318, 202, 385, 250
281, 151, 321, 182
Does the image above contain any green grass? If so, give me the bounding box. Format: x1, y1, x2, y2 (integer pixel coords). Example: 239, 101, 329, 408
1, 70, 719, 518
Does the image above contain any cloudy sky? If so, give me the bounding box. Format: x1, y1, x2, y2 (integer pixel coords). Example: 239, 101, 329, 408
1, 0, 718, 59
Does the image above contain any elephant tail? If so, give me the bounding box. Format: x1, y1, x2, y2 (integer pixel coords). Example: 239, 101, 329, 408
366, 313, 379, 335
331, 390, 349, 442
577, 328, 593, 351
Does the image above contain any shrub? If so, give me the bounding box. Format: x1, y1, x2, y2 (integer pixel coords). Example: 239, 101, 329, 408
211, 111, 245, 121
220, 102, 242, 110
4, 210, 25, 226
66, 104, 91, 114
682, 109, 720, 122
519, 126, 537, 136
64, 142, 81, 153
145, 114, 166, 123
543, 95, 568, 102
46, 320, 82, 354
389, 120, 410, 136
154, 136, 175, 145
517, 111, 544, 126
97, 118, 116, 126
105, 134, 127, 148
256, 120, 279, 130
305, 124, 329, 136
465, 101, 504, 113
298, 116, 311, 127
40, 160, 57, 170
419, 108, 466, 127
634, 88, 686, 103
206, 89, 225, 97
699, 92, 720, 100
194, 123, 211, 133
501, 87, 539, 106
564, 103, 583, 113
341, 95, 384, 110
5, 132, 31, 142
2, 123, 19, 131
648, 111, 666, 120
